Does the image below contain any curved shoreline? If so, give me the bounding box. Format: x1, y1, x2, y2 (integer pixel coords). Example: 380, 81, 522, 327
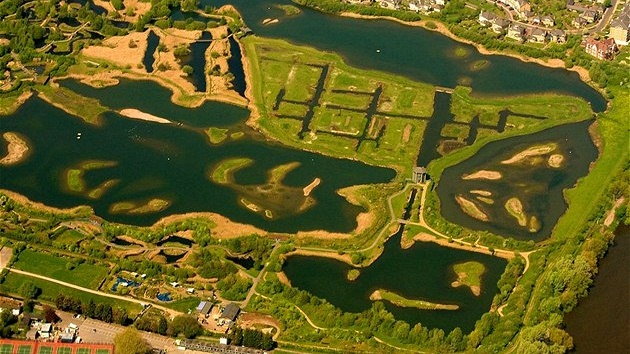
339, 12, 592, 83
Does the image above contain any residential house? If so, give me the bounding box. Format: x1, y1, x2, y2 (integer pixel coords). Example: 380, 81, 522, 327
378, 0, 401, 9
497, 0, 531, 15
530, 28, 548, 42
550, 29, 567, 43
542, 15, 555, 27
584, 37, 617, 60
492, 18, 511, 33
507, 24, 526, 41
581, 10, 598, 23
478, 11, 497, 25
610, 4, 630, 45
572, 16, 589, 28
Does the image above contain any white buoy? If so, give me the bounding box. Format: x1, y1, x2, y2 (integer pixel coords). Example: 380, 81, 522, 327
376, 49, 381, 53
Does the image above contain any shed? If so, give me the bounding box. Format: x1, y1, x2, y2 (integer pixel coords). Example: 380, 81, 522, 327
220, 303, 241, 323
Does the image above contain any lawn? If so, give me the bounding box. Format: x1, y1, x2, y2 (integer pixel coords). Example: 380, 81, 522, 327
0, 272, 141, 314
163, 296, 203, 313
13, 249, 109, 289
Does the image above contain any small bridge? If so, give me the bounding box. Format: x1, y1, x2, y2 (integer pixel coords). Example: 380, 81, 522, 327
435, 86, 455, 93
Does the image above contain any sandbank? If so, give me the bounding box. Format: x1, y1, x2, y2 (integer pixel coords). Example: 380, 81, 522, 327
470, 190, 492, 197
119, 108, 172, 124
505, 197, 527, 227
462, 170, 502, 180
339, 12, 591, 83
451, 280, 481, 296
303, 178, 321, 196
455, 195, 489, 221
0, 190, 90, 215
0, 132, 30, 165
154, 212, 267, 239
276, 271, 292, 286
548, 154, 564, 168
262, 18, 279, 25
501, 143, 557, 165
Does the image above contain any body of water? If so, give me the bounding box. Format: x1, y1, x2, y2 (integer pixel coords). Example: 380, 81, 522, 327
436, 121, 598, 240
565, 223, 630, 353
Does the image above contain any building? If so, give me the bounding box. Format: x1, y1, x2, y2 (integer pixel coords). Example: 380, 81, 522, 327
38, 323, 52, 339
584, 37, 617, 60
497, 0, 531, 16
507, 24, 526, 41
610, 4, 630, 45
479, 11, 497, 25
196, 301, 213, 318
550, 29, 567, 43
378, 0, 401, 9
530, 28, 547, 43
541, 15, 555, 27
492, 18, 511, 33
220, 303, 241, 325
412, 167, 428, 183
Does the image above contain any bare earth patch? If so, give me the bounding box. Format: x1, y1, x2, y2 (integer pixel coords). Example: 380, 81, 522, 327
276, 272, 292, 286
462, 170, 502, 180
119, 109, 172, 124
82, 30, 149, 70
605, 197, 626, 226
285, 249, 353, 265
155, 212, 267, 239
0, 132, 30, 165
501, 143, 557, 165
412, 232, 514, 260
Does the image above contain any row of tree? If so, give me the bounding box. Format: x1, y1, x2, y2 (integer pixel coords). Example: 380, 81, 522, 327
55, 294, 129, 325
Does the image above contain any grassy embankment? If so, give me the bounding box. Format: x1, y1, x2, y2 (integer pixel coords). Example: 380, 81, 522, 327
13, 249, 110, 289
428, 86, 594, 181
210, 157, 254, 184
243, 35, 434, 177
371, 289, 459, 310
451, 261, 485, 295
35, 84, 109, 125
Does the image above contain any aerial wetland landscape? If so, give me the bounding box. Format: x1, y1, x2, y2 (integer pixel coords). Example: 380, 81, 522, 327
0, 0, 628, 353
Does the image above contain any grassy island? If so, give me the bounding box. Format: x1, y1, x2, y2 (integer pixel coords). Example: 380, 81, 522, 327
451, 261, 485, 296
370, 289, 459, 310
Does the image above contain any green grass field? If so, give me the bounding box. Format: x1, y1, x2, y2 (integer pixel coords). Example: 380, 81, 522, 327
0, 272, 141, 313
13, 249, 109, 289
163, 296, 203, 312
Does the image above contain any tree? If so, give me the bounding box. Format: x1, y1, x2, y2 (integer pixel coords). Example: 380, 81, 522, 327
168, 314, 202, 338
19, 281, 40, 299
114, 328, 151, 354
43, 305, 60, 323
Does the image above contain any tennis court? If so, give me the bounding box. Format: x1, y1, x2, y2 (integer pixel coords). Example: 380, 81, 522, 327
0, 344, 13, 354
37, 347, 52, 354
56, 348, 72, 354
17, 345, 32, 354
95, 349, 111, 354
76, 348, 91, 354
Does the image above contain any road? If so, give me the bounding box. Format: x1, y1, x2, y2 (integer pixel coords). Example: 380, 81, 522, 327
239, 241, 281, 308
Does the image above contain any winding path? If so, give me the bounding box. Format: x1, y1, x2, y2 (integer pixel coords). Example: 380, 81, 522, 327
6, 268, 179, 317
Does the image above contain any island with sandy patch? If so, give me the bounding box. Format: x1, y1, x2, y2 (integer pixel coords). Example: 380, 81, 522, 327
547, 154, 564, 168
119, 109, 172, 124
346, 269, 360, 281
504, 197, 528, 227
110, 198, 171, 214
369, 289, 459, 310
462, 170, 502, 180
451, 261, 485, 296
303, 178, 321, 196
455, 195, 489, 221
0, 132, 30, 165
501, 142, 557, 165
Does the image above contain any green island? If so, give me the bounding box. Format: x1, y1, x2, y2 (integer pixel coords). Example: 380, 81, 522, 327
0, 0, 627, 353
370, 289, 459, 310
451, 261, 485, 296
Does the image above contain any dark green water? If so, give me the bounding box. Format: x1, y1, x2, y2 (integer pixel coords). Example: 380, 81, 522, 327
284, 228, 507, 332
436, 121, 598, 241
212, 0, 606, 112
143, 31, 160, 74
565, 224, 630, 353
0, 82, 395, 232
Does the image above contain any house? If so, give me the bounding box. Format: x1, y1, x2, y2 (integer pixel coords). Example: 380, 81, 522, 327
531, 16, 541, 25
541, 15, 555, 27
530, 28, 547, 42
497, 0, 531, 15
492, 18, 511, 33
584, 37, 617, 60
507, 24, 526, 41
220, 303, 241, 325
550, 29, 567, 43
609, 4, 630, 45
479, 11, 497, 25
572, 16, 589, 28
378, 0, 401, 9
581, 10, 598, 23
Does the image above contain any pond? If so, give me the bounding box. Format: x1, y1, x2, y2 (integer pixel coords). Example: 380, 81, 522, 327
435, 121, 598, 241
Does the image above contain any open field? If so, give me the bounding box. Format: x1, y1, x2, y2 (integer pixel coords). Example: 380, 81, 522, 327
13, 249, 109, 289
0, 273, 139, 313
243, 36, 434, 174
370, 289, 459, 310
